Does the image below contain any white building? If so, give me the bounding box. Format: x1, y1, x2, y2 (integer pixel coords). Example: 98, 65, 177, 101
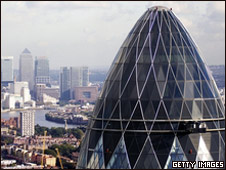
3, 93, 24, 109
9, 81, 29, 95
42, 93, 58, 104
24, 100, 36, 108
20, 111, 35, 136
21, 87, 31, 102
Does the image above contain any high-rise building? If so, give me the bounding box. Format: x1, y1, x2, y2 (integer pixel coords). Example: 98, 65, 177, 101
77, 6, 225, 169
1, 56, 14, 86
35, 56, 50, 85
19, 48, 34, 91
81, 66, 89, 86
60, 66, 89, 100
60, 67, 71, 100
71, 67, 82, 88
20, 111, 35, 136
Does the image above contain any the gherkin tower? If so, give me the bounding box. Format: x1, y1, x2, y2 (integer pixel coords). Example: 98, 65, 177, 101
77, 6, 225, 169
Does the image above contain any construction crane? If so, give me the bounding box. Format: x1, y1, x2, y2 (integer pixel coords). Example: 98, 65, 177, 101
55, 148, 64, 169
41, 130, 47, 168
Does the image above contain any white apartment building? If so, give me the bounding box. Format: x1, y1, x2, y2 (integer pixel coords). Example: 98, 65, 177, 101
20, 111, 35, 136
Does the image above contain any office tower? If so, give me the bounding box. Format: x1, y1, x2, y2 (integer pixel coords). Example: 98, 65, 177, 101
77, 6, 225, 169
19, 48, 34, 91
35, 56, 50, 85
81, 66, 89, 86
20, 111, 35, 136
1, 56, 14, 86
60, 66, 89, 100
71, 67, 82, 88
60, 67, 71, 100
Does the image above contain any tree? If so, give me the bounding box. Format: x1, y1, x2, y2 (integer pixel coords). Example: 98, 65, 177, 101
69, 128, 84, 139
45, 149, 57, 157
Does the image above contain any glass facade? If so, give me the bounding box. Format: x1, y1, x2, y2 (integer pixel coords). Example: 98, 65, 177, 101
34, 56, 50, 85
77, 6, 225, 169
1, 56, 13, 82
19, 48, 34, 91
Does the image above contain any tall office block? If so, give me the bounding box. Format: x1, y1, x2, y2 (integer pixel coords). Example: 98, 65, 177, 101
19, 48, 34, 91
77, 6, 225, 169
71, 67, 82, 88
60, 66, 89, 100
35, 56, 50, 85
81, 66, 89, 86
1, 56, 14, 86
20, 111, 35, 136
60, 67, 71, 100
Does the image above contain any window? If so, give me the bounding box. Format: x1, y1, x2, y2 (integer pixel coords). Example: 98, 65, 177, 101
83, 91, 91, 98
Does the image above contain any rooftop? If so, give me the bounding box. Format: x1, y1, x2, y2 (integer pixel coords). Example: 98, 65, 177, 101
22, 48, 31, 54
148, 6, 171, 11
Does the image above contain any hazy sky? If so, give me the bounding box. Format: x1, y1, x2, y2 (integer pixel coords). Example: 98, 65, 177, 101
2, 1, 225, 69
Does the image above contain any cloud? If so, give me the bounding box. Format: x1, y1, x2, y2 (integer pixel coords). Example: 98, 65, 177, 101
24, 1, 111, 11
1, 1, 225, 69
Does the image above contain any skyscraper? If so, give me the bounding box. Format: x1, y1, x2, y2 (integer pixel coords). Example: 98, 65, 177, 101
71, 67, 82, 88
81, 66, 89, 86
77, 6, 225, 169
1, 56, 14, 86
35, 56, 50, 85
20, 111, 35, 136
60, 66, 89, 100
60, 67, 71, 100
19, 48, 34, 92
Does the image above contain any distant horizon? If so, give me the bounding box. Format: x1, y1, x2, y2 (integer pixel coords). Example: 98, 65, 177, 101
11, 64, 225, 71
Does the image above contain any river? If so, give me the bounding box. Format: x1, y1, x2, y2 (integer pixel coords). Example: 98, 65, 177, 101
1, 109, 80, 129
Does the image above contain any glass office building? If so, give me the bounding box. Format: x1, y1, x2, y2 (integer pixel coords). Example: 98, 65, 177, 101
19, 48, 34, 91
1, 56, 14, 85
34, 56, 50, 85
77, 6, 225, 169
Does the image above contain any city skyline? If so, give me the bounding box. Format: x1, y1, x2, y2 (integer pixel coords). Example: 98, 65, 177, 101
2, 1, 225, 69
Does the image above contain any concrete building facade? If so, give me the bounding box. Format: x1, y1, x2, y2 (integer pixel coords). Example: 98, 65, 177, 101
20, 111, 35, 136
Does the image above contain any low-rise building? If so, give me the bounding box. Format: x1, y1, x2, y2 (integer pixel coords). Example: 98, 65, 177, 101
36, 154, 56, 167
1, 127, 9, 135
35, 84, 60, 102
3, 117, 20, 128
1, 159, 16, 166
2, 93, 24, 109
74, 86, 98, 103
9, 81, 29, 95
42, 93, 58, 104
